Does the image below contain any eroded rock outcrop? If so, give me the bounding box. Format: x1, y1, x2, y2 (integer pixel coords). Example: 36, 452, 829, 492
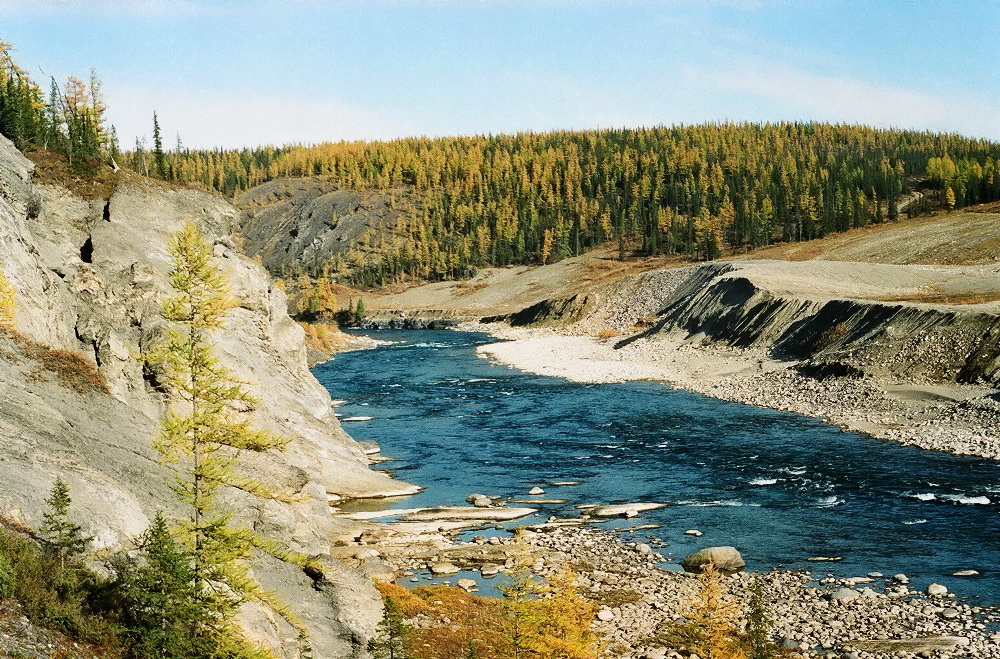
0, 134, 416, 658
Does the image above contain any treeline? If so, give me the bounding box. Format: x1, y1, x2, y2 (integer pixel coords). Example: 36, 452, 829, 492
155, 124, 1000, 287
0, 42, 117, 172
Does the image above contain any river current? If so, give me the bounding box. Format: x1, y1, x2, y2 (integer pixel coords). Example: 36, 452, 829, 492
313, 330, 1000, 604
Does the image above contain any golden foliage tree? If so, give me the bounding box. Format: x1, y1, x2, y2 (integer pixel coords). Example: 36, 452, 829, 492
153, 220, 305, 654
0, 263, 15, 329
530, 567, 600, 659
681, 562, 747, 659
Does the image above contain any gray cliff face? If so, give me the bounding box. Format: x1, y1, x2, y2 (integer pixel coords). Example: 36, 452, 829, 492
0, 134, 413, 658
649, 262, 1000, 385
235, 176, 413, 275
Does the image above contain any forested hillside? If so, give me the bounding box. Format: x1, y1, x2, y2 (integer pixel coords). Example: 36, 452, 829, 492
148, 126, 1000, 286
4, 41, 999, 289
0, 42, 117, 173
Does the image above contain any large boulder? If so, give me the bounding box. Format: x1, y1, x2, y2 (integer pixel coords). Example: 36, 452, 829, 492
680, 546, 746, 573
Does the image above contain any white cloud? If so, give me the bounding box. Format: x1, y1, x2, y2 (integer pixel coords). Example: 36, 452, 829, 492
106, 84, 416, 149
690, 60, 1000, 140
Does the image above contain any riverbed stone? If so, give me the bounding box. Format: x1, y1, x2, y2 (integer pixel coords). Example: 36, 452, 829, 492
680, 546, 745, 573
430, 562, 460, 575
829, 587, 861, 603
926, 583, 948, 596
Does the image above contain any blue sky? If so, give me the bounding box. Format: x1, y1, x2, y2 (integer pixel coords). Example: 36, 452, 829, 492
2, 0, 998, 148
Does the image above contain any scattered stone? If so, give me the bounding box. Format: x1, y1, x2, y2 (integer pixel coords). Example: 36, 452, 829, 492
457, 578, 477, 592
844, 636, 970, 653
680, 546, 745, 573
829, 587, 861, 603
465, 494, 492, 508
926, 583, 948, 596
589, 503, 667, 518
893, 573, 909, 584
941, 607, 960, 620
684, 529, 703, 537
430, 562, 460, 575
480, 564, 501, 577
529, 487, 545, 495
596, 608, 615, 622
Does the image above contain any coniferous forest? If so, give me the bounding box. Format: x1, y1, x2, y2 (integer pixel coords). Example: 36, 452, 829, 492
3, 42, 1000, 288
143, 127, 1000, 287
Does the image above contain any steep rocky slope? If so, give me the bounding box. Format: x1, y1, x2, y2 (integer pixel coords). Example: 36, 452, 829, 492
236, 176, 414, 275
641, 261, 1000, 386
0, 135, 417, 657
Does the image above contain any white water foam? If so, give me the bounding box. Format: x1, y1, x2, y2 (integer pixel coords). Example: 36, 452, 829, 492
814, 495, 843, 508
941, 494, 991, 505
902, 519, 928, 525
911, 493, 936, 501
749, 478, 779, 486
675, 499, 761, 507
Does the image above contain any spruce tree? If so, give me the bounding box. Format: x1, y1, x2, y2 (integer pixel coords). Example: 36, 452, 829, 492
367, 597, 413, 659
152, 221, 304, 651
40, 477, 89, 569
152, 112, 166, 179
113, 511, 209, 658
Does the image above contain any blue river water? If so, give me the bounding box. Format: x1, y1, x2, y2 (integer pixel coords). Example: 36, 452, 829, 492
313, 330, 1000, 604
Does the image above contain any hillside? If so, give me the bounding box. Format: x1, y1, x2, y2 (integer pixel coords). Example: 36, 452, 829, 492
174, 124, 1000, 289
236, 176, 417, 277
360, 203, 999, 318
0, 133, 415, 657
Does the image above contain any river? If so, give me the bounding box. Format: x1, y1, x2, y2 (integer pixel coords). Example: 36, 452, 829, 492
313, 330, 1000, 604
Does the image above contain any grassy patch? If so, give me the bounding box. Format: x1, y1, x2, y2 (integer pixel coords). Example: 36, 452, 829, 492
1, 328, 109, 395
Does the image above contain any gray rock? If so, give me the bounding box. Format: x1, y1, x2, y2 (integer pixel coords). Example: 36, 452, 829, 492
465, 494, 492, 508
680, 546, 745, 573
430, 562, 460, 575
596, 607, 615, 621
844, 636, 970, 653
829, 587, 861, 603
529, 486, 545, 495
952, 569, 979, 577
457, 578, 477, 592
926, 583, 948, 596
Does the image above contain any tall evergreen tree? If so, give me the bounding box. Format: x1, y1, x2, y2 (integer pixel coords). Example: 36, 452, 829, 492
152, 112, 166, 179
39, 477, 90, 569
151, 221, 305, 651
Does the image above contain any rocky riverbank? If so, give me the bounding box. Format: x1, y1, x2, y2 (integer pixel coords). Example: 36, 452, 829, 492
473, 325, 1000, 461
362, 516, 1000, 658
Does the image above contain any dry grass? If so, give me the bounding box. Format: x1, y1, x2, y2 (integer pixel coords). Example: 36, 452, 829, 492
453, 280, 489, 297
596, 328, 619, 339
25, 148, 124, 200
872, 291, 1000, 305
0, 328, 109, 395
375, 581, 509, 659
594, 588, 643, 607
26, 148, 210, 201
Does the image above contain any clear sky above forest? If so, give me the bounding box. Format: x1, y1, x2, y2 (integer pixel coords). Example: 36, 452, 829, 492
2, 0, 998, 148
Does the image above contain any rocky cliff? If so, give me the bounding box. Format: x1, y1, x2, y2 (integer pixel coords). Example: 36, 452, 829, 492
0, 134, 416, 657
236, 177, 413, 276
646, 261, 1000, 386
